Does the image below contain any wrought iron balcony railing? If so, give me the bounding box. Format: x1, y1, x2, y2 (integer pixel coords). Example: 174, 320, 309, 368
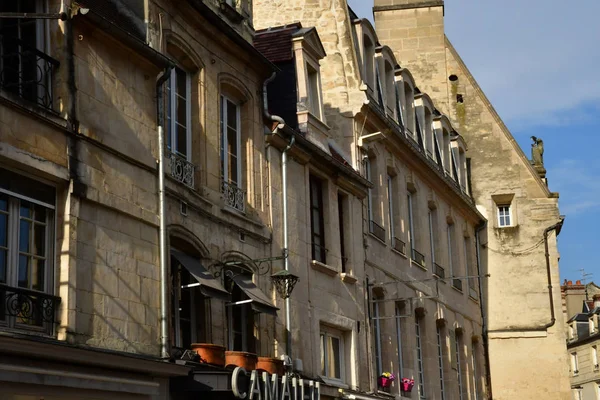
0, 283, 61, 326
0, 35, 59, 112
393, 237, 406, 255
411, 248, 426, 268
369, 220, 386, 242
167, 151, 195, 189
452, 278, 463, 291
433, 263, 445, 279
222, 179, 246, 212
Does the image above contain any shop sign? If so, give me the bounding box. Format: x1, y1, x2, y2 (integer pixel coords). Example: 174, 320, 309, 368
232, 367, 320, 400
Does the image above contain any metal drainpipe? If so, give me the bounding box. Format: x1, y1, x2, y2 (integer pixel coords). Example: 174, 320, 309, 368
262, 71, 290, 357
156, 66, 173, 359
487, 218, 565, 334
475, 220, 492, 400
282, 135, 295, 359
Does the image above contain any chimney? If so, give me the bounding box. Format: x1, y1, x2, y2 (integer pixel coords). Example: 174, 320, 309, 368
576, 280, 582, 285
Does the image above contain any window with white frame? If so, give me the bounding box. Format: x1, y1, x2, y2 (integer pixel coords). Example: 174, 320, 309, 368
497, 205, 511, 227
593, 345, 598, 369
403, 82, 415, 135
363, 36, 375, 92
591, 316, 597, 335
447, 223, 455, 278
395, 303, 405, 380
0, 169, 55, 331
472, 345, 480, 400
167, 67, 192, 160
366, 157, 373, 222
220, 95, 241, 188
416, 317, 426, 399
573, 388, 583, 400
437, 325, 446, 400
384, 61, 396, 118
387, 175, 395, 242
373, 297, 383, 377
320, 325, 345, 381
408, 192, 416, 252
571, 352, 579, 375
455, 331, 464, 400
429, 209, 438, 267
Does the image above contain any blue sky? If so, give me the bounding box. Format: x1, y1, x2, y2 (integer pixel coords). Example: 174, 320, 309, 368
348, 0, 600, 283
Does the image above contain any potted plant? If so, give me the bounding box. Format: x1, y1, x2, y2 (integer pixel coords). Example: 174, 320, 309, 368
191, 343, 226, 367
257, 356, 285, 375
401, 377, 415, 393
225, 351, 258, 370
378, 372, 396, 388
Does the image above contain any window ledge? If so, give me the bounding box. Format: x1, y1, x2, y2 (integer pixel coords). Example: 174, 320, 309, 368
452, 285, 464, 294
368, 232, 388, 247
411, 260, 427, 271
391, 248, 408, 259
311, 260, 338, 277
318, 376, 349, 389
340, 273, 357, 284
376, 390, 396, 398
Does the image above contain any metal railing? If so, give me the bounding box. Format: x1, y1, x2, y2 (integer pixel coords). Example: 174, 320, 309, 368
369, 220, 386, 242
433, 263, 445, 279
411, 248, 426, 268
452, 278, 463, 291
0, 283, 61, 326
222, 179, 246, 212
167, 151, 195, 189
393, 237, 406, 255
0, 35, 59, 111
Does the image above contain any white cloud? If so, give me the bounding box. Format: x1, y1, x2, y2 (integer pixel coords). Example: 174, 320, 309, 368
548, 159, 600, 216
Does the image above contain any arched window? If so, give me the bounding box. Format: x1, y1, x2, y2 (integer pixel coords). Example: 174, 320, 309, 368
220, 77, 252, 212
403, 82, 415, 136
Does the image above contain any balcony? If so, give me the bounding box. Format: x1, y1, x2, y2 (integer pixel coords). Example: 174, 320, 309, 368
393, 237, 406, 255
222, 179, 246, 212
433, 263, 445, 279
369, 220, 386, 242
167, 151, 195, 189
452, 278, 463, 291
0, 284, 61, 327
0, 35, 59, 112
411, 248, 426, 268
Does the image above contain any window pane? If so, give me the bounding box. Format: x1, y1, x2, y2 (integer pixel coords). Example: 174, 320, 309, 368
19, 219, 31, 253
0, 249, 6, 283
18, 255, 29, 288
176, 124, 187, 156
177, 95, 187, 127
20, 201, 32, 218
32, 259, 44, 291
176, 69, 187, 96
320, 333, 326, 375
0, 212, 7, 247
33, 224, 46, 256
328, 336, 341, 379
227, 100, 237, 129
0, 194, 7, 211
34, 204, 46, 222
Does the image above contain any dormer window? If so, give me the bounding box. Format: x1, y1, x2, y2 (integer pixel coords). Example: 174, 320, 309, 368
451, 134, 469, 194
384, 61, 396, 119
307, 63, 322, 119
363, 35, 375, 93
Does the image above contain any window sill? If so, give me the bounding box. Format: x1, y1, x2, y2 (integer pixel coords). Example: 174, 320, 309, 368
411, 260, 427, 271
391, 248, 408, 259
311, 260, 338, 277
368, 232, 388, 247
376, 390, 396, 398
318, 376, 349, 389
452, 285, 464, 294
340, 273, 357, 284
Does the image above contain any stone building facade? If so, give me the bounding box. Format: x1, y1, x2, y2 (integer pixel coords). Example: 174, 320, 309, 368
253, 2, 488, 400
370, 1, 570, 399
562, 281, 600, 399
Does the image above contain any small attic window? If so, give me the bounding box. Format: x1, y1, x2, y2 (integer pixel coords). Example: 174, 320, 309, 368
449, 74, 458, 82
456, 94, 464, 103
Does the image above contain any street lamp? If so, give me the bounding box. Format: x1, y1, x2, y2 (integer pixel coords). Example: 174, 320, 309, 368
270, 270, 299, 299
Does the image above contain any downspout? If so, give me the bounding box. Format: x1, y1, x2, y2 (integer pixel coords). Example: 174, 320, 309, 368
282, 135, 295, 359
262, 72, 290, 356
487, 218, 564, 334
475, 220, 492, 400
157, 66, 173, 359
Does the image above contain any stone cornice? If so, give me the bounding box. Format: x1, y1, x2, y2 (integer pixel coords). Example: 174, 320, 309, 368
373, 1, 444, 13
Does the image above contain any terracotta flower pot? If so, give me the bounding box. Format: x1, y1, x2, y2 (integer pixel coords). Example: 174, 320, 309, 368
191, 343, 226, 367
225, 351, 258, 371
257, 357, 284, 376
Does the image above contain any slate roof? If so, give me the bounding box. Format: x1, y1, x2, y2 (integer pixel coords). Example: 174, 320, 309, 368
254, 23, 303, 63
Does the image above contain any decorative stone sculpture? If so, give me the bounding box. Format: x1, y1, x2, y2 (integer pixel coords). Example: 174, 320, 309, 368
531, 136, 544, 166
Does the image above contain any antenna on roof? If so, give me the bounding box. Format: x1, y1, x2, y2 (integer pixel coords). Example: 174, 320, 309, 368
580, 268, 594, 299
